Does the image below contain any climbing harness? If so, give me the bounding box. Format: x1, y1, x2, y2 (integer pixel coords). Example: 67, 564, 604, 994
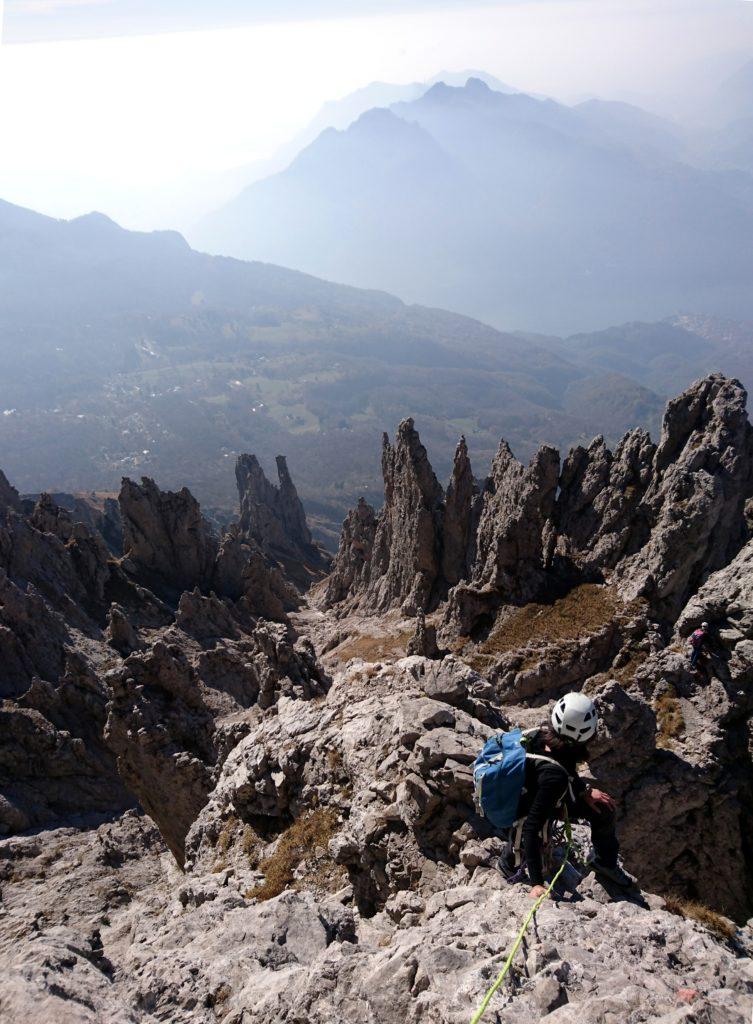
469, 808, 573, 1024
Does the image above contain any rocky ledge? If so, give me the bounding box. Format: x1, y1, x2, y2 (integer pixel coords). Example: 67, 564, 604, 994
0, 375, 752, 1022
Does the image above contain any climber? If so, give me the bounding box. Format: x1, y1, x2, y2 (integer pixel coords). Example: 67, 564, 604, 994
688, 622, 710, 671
497, 693, 634, 898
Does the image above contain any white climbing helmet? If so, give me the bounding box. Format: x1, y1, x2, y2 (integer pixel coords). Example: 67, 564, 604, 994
551, 692, 598, 743
701, 621, 709, 630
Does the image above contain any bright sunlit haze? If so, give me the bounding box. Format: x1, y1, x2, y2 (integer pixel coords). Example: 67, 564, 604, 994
2, 0, 753, 229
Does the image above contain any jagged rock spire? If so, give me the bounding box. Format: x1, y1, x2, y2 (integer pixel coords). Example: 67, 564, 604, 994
367, 419, 444, 615
119, 477, 218, 598
0, 468, 21, 517
235, 453, 329, 588
326, 373, 753, 630
442, 436, 478, 586
323, 497, 377, 608
322, 419, 445, 615
443, 441, 560, 637
614, 373, 753, 617
554, 429, 655, 570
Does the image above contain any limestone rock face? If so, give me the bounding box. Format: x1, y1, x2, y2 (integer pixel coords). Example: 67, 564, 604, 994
236, 454, 330, 586
555, 429, 656, 571
0, 570, 70, 699
677, 536, 753, 641
0, 664, 135, 835
321, 497, 377, 608
104, 622, 328, 865
441, 436, 479, 586
1, 808, 751, 1024
366, 421, 445, 615
327, 375, 753, 635
0, 478, 318, 843
0, 468, 21, 516
119, 476, 219, 598
29, 492, 75, 541
68, 493, 123, 555
406, 609, 440, 659
106, 603, 144, 655
324, 420, 445, 616
589, 646, 752, 918
185, 657, 499, 898
614, 374, 753, 617
212, 525, 300, 619
119, 476, 300, 621
0, 505, 134, 832
444, 442, 560, 636
60, 492, 124, 555
474, 441, 560, 598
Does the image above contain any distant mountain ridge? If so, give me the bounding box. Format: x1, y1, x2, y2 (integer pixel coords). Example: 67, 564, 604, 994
2, 197, 752, 541
186, 70, 518, 229
194, 78, 753, 334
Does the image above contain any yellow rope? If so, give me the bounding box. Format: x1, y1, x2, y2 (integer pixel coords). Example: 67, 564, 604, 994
469, 809, 573, 1024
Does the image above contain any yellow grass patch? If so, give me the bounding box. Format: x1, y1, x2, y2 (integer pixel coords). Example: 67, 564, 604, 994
469, 584, 619, 670
245, 808, 341, 902
335, 628, 414, 663
663, 896, 737, 942
655, 686, 685, 747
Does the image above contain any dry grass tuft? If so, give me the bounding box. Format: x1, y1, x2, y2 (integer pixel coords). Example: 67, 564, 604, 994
610, 647, 649, 685
655, 686, 685, 747
335, 628, 414, 664
663, 896, 737, 942
469, 584, 619, 671
212, 815, 239, 872
246, 808, 340, 902
241, 825, 262, 867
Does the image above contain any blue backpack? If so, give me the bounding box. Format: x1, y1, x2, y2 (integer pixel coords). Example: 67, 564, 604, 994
472, 728, 528, 830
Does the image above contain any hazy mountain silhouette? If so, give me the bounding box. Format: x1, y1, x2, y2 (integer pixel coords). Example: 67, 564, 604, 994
189, 71, 518, 229
3, 197, 753, 539
195, 78, 753, 334
0, 195, 674, 539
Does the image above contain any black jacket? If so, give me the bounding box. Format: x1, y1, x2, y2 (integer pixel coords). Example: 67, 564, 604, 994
516, 731, 588, 886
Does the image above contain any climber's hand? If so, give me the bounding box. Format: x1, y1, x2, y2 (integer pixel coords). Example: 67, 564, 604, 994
585, 788, 616, 812
529, 884, 548, 899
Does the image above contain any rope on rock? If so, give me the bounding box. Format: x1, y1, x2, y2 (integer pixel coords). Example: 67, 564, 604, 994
469, 808, 572, 1024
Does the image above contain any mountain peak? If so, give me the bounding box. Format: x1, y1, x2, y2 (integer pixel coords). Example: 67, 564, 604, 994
354, 105, 403, 128
418, 76, 509, 110
464, 76, 492, 93
69, 210, 123, 236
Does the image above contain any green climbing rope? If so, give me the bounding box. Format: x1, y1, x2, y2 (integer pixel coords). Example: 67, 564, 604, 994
469, 809, 573, 1024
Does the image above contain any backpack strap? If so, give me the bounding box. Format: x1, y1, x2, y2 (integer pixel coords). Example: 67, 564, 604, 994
525, 753, 575, 804
508, 815, 553, 865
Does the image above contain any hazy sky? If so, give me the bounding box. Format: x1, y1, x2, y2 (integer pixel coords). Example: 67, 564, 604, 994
1, 0, 752, 229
